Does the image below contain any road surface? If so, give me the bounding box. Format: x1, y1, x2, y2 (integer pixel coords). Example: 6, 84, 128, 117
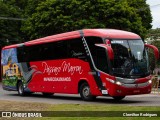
0, 83, 160, 106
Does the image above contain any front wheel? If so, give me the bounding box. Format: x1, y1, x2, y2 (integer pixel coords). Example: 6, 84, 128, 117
113, 96, 125, 101
80, 82, 96, 101
18, 81, 25, 96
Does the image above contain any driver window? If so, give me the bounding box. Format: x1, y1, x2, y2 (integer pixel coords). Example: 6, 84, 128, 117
85, 37, 109, 73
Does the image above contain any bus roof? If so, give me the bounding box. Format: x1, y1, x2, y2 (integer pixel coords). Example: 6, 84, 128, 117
2, 29, 141, 50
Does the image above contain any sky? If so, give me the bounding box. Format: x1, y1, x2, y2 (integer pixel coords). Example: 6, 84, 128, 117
146, 0, 160, 29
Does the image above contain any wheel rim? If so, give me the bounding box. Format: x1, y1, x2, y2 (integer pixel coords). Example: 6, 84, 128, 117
83, 86, 90, 97
19, 83, 23, 94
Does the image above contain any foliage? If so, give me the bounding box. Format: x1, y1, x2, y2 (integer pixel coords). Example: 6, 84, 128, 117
146, 28, 160, 71
1, 0, 27, 11
127, 0, 152, 29
0, 0, 153, 44
149, 40, 160, 70
127, 0, 152, 38
21, 0, 152, 40
0, 1, 22, 46
24, 0, 45, 17
147, 28, 160, 40
0, 0, 44, 46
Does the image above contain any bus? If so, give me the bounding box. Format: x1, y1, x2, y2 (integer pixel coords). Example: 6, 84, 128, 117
1, 29, 159, 101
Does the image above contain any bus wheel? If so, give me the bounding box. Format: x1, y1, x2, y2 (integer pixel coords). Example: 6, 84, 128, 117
80, 82, 96, 101
113, 96, 125, 101
42, 93, 53, 96
18, 81, 25, 96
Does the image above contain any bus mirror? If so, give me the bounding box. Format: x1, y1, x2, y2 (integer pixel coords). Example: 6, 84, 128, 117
145, 44, 159, 59
105, 39, 111, 45
95, 44, 114, 60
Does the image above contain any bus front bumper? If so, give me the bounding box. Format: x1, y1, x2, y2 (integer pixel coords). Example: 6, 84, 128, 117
108, 81, 152, 96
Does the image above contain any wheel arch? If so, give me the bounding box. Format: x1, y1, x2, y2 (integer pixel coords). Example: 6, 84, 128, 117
16, 80, 22, 90
78, 79, 89, 93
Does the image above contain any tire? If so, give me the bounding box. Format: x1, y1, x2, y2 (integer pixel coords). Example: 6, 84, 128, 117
113, 96, 125, 101
18, 81, 25, 96
80, 82, 96, 101
42, 93, 53, 96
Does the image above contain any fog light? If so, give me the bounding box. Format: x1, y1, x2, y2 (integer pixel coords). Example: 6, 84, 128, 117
117, 90, 122, 93
102, 82, 106, 86
116, 81, 122, 86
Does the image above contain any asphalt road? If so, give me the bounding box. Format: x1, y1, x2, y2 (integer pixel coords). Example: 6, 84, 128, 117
0, 83, 160, 106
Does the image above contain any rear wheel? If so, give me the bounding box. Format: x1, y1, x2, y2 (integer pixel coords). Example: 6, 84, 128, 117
80, 82, 96, 101
113, 96, 125, 101
18, 81, 25, 96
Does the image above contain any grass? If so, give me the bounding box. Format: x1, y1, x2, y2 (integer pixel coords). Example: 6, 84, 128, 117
0, 100, 160, 120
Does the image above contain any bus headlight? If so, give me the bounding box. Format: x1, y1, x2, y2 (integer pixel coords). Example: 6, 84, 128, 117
116, 81, 122, 86
106, 78, 115, 83
148, 80, 152, 84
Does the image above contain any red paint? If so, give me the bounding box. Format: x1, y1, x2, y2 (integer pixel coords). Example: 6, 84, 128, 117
83, 29, 141, 39
95, 44, 114, 60
145, 44, 159, 60
135, 76, 152, 84
2, 44, 20, 50
2, 29, 141, 50
28, 59, 101, 95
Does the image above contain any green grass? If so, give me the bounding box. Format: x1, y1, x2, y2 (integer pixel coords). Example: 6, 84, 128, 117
0, 100, 159, 120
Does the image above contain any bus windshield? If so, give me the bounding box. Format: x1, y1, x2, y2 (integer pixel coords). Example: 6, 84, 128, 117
110, 39, 149, 78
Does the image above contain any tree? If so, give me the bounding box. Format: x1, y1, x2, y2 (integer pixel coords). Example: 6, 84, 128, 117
127, 0, 152, 38
1, 0, 27, 10
21, 0, 152, 40
127, 0, 152, 29
24, 0, 46, 17
0, 0, 153, 44
0, 1, 22, 46
148, 40, 160, 72
147, 28, 160, 40
146, 28, 160, 71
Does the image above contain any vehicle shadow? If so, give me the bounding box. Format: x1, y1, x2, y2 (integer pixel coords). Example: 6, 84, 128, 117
9, 93, 151, 105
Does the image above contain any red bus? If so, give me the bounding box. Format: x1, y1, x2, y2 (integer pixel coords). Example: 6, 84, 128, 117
1, 29, 159, 101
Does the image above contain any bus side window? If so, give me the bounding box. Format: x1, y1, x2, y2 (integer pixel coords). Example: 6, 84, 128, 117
17, 47, 26, 62
40, 43, 54, 60
85, 37, 109, 73
68, 38, 87, 61
54, 41, 68, 59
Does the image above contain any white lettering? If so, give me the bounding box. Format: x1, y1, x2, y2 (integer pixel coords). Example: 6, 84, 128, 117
111, 41, 123, 44
28, 113, 42, 117
42, 61, 83, 75
123, 113, 139, 117
12, 112, 27, 117
44, 77, 71, 82
42, 62, 61, 75
61, 61, 83, 75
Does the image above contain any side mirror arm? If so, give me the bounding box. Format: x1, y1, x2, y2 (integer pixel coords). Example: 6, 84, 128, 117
145, 44, 159, 60
95, 44, 114, 60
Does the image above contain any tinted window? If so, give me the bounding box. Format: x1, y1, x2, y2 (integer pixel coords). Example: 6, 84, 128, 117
68, 38, 87, 61
17, 47, 25, 62
111, 39, 149, 78
17, 38, 87, 62
85, 37, 109, 73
